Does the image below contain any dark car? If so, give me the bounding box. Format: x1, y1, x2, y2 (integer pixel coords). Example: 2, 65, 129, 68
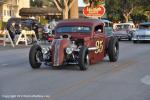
29, 19, 119, 71
6, 18, 43, 39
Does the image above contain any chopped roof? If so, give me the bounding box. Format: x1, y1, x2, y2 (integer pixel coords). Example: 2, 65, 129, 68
58, 19, 104, 26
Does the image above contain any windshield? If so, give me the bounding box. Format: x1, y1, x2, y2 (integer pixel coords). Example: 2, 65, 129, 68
115, 25, 130, 30
139, 24, 150, 29
56, 26, 91, 33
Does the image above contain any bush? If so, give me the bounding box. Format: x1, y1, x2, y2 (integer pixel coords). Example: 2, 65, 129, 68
2, 22, 7, 29
0, 21, 7, 30
0, 21, 2, 30
40, 17, 48, 25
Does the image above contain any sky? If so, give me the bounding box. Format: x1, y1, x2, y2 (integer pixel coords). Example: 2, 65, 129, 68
78, 0, 86, 7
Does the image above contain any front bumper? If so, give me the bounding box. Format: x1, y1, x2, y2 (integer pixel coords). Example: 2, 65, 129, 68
132, 35, 150, 41
114, 34, 130, 39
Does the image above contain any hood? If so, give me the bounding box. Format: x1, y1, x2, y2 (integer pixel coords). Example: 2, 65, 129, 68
114, 30, 128, 35
136, 29, 150, 35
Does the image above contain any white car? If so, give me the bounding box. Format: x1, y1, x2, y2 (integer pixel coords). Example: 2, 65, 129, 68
132, 22, 150, 43
113, 23, 136, 40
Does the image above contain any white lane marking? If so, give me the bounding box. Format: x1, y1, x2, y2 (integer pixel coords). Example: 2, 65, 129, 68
141, 75, 150, 85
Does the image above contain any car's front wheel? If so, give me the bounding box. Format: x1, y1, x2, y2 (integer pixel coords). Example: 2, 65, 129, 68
78, 46, 89, 71
108, 37, 119, 62
29, 44, 43, 69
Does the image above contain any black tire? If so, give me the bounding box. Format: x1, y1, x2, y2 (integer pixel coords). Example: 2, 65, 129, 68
128, 32, 133, 41
128, 37, 132, 41
133, 40, 137, 43
78, 46, 89, 71
29, 44, 42, 69
108, 37, 119, 62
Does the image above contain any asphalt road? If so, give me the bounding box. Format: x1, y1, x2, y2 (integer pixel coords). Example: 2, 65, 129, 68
0, 41, 150, 100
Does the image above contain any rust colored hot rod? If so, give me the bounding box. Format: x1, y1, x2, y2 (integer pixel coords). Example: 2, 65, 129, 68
29, 19, 119, 70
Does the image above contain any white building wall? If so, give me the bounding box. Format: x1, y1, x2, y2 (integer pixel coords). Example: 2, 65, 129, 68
1, 0, 30, 22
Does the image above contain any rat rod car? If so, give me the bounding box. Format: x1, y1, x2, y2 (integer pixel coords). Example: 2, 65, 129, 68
29, 19, 119, 70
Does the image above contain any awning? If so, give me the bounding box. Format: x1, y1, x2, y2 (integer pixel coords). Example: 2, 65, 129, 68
19, 7, 62, 16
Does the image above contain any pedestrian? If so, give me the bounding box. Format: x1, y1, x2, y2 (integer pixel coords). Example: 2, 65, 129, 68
49, 19, 56, 30
7, 22, 15, 41
32, 21, 39, 40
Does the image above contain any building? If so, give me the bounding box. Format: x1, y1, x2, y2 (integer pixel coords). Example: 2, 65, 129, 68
0, 0, 30, 22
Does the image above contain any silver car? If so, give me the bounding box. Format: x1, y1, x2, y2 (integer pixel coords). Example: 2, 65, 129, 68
113, 23, 136, 41
132, 22, 150, 43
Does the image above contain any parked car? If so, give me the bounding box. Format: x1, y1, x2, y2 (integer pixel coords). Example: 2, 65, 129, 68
29, 19, 119, 71
102, 19, 114, 36
113, 23, 136, 40
102, 19, 113, 27
132, 22, 150, 43
6, 18, 43, 36
104, 27, 114, 36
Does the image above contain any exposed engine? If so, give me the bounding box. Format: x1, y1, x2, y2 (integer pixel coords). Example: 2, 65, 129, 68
41, 34, 84, 66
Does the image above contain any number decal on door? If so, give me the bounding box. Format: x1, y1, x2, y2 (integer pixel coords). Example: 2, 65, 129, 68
95, 40, 103, 54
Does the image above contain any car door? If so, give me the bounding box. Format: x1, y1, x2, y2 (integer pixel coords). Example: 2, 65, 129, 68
90, 24, 106, 63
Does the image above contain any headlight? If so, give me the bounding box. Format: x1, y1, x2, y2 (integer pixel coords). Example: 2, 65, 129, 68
42, 47, 49, 54
66, 47, 73, 54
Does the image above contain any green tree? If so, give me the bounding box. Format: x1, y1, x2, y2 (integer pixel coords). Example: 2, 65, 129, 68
30, 0, 43, 7
83, 0, 105, 7
106, 0, 150, 23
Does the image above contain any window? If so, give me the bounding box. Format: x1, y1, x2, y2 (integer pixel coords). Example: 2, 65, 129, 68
95, 25, 103, 33
7, 10, 10, 16
3, 10, 6, 16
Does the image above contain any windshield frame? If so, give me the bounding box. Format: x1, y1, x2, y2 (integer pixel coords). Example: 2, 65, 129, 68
55, 26, 92, 34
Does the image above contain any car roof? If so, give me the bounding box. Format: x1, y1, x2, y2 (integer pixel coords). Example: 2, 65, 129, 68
101, 19, 112, 23
114, 23, 134, 25
140, 22, 150, 25
7, 18, 38, 23
57, 19, 104, 26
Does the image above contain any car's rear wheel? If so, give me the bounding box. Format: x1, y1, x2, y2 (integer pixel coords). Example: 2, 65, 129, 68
29, 44, 43, 69
108, 37, 119, 62
128, 32, 133, 41
78, 46, 89, 71
133, 40, 139, 43
128, 36, 132, 41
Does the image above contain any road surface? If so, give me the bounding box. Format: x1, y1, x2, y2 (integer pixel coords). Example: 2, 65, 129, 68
0, 41, 150, 100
